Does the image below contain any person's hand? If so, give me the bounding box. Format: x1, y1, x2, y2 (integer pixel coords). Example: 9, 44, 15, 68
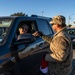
32, 31, 40, 36
32, 31, 43, 37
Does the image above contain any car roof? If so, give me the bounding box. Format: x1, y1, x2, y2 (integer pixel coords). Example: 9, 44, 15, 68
0, 15, 52, 21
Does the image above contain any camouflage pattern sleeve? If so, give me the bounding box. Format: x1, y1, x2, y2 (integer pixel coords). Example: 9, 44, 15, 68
42, 35, 52, 44
45, 36, 70, 62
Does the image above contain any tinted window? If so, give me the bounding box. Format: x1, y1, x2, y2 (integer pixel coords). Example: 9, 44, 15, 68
37, 19, 52, 35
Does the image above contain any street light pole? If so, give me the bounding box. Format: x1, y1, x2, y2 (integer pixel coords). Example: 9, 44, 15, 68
42, 11, 44, 16
68, 14, 73, 25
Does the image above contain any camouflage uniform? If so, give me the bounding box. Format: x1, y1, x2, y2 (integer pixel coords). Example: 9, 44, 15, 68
42, 27, 73, 75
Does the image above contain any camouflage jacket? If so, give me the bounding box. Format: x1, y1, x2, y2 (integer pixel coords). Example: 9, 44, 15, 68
42, 27, 73, 75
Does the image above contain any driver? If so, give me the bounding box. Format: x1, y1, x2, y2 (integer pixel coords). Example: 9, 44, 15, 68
19, 24, 29, 34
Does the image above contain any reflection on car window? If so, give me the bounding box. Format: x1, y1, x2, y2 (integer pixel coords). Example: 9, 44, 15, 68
0, 19, 13, 43
37, 19, 52, 35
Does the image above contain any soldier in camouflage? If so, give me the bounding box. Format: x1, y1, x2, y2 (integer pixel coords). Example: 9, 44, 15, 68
34, 15, 73, 75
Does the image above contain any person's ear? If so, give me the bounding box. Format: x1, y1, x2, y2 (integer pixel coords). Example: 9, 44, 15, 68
19, 28, 20, 31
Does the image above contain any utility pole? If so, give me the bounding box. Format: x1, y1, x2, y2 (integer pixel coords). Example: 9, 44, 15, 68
42, 11, 44, 16
68, 14, 73, 25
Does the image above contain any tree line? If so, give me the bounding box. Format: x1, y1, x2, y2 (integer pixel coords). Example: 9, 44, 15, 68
10, 12, 28, 16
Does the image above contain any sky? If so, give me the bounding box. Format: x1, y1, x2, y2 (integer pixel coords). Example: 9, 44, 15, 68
0, 0, 75, 25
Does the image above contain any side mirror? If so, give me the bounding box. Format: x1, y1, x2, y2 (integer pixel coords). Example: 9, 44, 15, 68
14, 34, 35, 45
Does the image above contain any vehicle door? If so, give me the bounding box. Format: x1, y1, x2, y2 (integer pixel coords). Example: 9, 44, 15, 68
17, 19, 46, 75
18, 18, 54, 75
10, 19, 43, 75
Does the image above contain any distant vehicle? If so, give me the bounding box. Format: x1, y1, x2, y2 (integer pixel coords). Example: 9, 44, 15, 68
0, 15, 54, 75
67, 28, 75, 49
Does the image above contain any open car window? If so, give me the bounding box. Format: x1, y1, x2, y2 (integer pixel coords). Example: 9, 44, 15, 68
17, 20, 37, 35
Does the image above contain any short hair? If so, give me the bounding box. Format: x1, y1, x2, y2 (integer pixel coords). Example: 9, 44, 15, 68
19, 24, 29, 30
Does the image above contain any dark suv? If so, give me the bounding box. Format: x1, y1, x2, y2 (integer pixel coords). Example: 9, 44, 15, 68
0, 15, 54, 75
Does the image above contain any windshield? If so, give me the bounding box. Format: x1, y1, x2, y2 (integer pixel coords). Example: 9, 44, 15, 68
0, 18, 13, 43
